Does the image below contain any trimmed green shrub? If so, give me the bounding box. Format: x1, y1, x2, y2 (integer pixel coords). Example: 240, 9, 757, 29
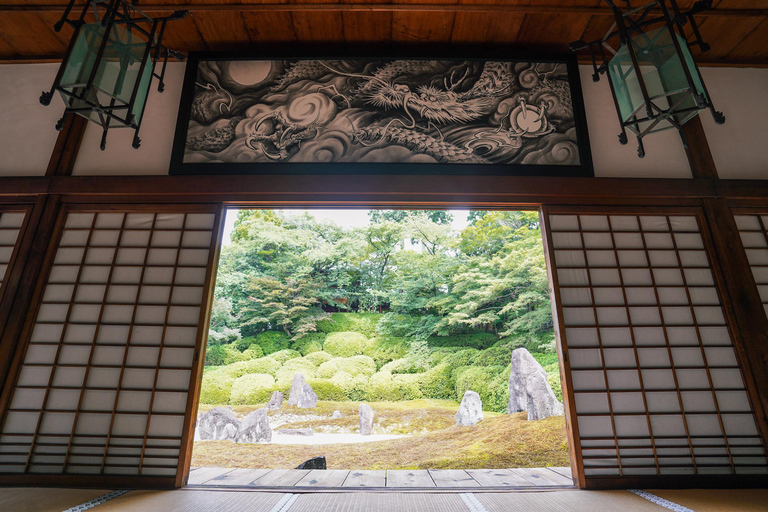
371, 337, 409, 369
229, 373, 276, 404
428, 333, 498, 350
234, 336, 258, 352
381, 358, 426, 375
487, 364, 512, 413
393, 373, 424, 400
541, 361, 563, 402
275, 368, 309, 386
443, 349, 480, 370
307, 378, 349, 401
221, 357, 280, 379
323, 332, 369, 358
418, 362, 453, 399
254, 331, 291, 355
282, 357, 318, 377
291, 332, 325, 355
205, 344, 249, 366
304, 351, 333, 366
317, 312, 382, 337
454, 365, 506, 412
365, 371, 402, 401
242, 344, 264, 360
199, 371, 234, 404
317, 355, 377, 379
428, 347, 463, 366
472, 346, 511, 368
270, 349, 302, 365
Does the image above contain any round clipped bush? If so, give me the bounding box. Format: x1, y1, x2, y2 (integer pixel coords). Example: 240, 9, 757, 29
454, 365, 506, 412
443, 348, 480, 370
205, 344, 249, 366
291, 332, 325, 355
220, 357, 280, 379
316, 312, 382, 337
270, 349, 302, 365
472, 346, 511, 368
371, 337, 409, 369
330, 371, 368, 399
381, 358, 426, 375
418, 362, 453, 399
282, 357, 318, 377
364, 371, 402, 401
317, 355, 376, 379
323, 332, 369, 358
428, 347, 463, 366
199, 371, 234, 404
242, 344, 264, 360
229, 373, 276, 405
234, 336, 258, 352
428, 333, 498, 350
393, 373, 424, 400
306, 378, 349, 401
304, 351, 333, 367
254, 331, 291, 355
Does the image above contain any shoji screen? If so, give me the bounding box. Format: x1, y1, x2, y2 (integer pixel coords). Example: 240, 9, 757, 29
0, 207, 27, 296
0, 206, 220, 480
542, 209, 768, 482
733, 212, 768, 315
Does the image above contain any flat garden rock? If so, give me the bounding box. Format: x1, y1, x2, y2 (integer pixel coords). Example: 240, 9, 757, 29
331, 410, 342, 419
266, 391, 283, 410
196, 406, 240, 441
508, 348, 564, 421
359, 403, 374, 435
235, 408, 272, 443
288, 373, 318, 408
277, 428, 314, 436
456, 390, 484, 426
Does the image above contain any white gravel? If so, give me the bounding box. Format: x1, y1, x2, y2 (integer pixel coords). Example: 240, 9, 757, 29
270, 433, 409, 445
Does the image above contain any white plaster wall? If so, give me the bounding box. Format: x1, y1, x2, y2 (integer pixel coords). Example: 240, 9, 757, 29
699, 67, 768, 180
72, 62, 186, 175
0, 64, 65, 176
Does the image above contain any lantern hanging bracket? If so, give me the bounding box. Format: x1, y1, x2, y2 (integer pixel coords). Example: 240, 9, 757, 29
40, 0, 188, 150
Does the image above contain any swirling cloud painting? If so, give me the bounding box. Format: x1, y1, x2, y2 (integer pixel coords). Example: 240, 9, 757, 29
177, 59, 588, 168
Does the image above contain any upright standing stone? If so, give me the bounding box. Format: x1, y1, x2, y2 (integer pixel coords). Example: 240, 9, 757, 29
235, 408, 272, 443
508, 348, 564, 421
267, 391, 284, 410
196, 406, 240, 441
288, 373, 318, 408
359, 403, 374, 435
456, 390, 484, 426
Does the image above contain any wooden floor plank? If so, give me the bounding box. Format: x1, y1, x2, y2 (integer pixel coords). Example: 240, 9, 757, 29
295, 469, 350, 487
465, 469, 536, 487
186, 467, 235, 485
386, 469, 436, 487
512, 467, 572, 486
428, 469, 480, 487
342, 469, 387, 487
548, 466, 574, 480
207, 468, 273, 486
252, 469, 309, 487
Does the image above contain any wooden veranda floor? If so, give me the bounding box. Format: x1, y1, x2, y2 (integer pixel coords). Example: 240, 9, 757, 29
187, 466, 574, 489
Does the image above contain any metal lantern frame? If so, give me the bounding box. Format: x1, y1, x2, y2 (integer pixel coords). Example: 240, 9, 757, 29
39, 0, 187, 150
570, 0, 725, 157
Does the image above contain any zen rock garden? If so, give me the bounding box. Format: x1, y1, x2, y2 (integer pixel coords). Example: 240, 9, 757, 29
197, 349, 563, 443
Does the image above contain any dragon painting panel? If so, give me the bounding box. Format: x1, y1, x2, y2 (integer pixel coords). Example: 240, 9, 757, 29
172, 56, 592, 174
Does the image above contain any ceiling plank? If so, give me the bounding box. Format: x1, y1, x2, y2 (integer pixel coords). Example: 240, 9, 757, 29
723, 16, 768, 62
341, 0, 392, 44
693, 15, 765, 61
291, 0, 346, 43
0, 13, 67, 56
392, 0, 457, 44
188, 11, 251, 50
241, 11, 299, 43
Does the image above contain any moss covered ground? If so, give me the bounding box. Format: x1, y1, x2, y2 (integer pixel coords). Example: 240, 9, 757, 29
192, 400, 569, 470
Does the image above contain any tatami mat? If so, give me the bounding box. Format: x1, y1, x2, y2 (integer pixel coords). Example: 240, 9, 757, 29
89, 490, 286, 512
288, 492, 470, 512
0, 487, 111, 512
647, 488, 768, 512
474, 490, 669, 512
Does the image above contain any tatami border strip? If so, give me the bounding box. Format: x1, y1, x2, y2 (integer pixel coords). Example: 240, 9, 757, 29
628, 490, 696, 512
62, 490, 130, 512
459, 493, 490, 512
267, 493, 299, 512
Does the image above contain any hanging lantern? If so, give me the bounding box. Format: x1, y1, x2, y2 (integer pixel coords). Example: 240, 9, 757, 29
39, 0, 187, 150
570, 0, 724, 157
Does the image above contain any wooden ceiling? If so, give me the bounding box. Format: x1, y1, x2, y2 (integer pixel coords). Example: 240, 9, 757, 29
1, 0, 767, 66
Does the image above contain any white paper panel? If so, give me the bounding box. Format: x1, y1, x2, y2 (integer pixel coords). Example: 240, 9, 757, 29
1, 209, 217, 477
547, 212, 767, 477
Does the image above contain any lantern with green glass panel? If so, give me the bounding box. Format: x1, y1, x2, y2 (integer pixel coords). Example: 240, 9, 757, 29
40, 0, 186, 150
571, 0, 724, 157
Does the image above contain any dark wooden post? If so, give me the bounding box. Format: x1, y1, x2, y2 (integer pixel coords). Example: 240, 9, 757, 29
45, 115, 87, 177
681, 116, 718, 180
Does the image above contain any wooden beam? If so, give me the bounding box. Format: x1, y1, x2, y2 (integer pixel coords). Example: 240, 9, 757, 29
46, 115, 87, 177
680, 116, 719, 180
0, 4, 765, 17
702, 198, 768, 451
